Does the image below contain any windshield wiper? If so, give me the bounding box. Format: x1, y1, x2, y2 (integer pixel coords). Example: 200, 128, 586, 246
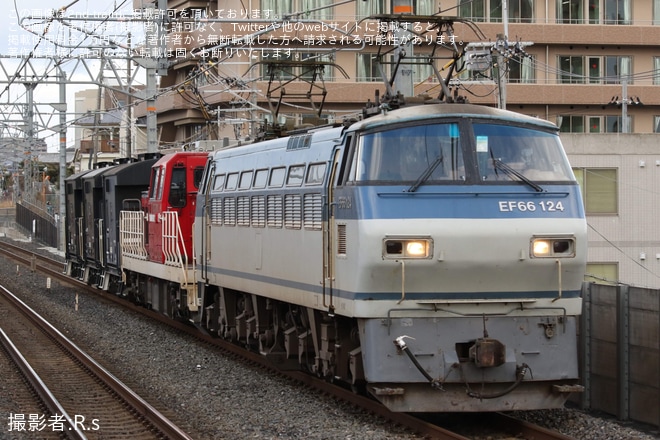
492, 159, 544, 192
406, 155, 444, 192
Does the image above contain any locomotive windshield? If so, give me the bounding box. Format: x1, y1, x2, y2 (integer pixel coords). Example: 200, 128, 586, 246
474, 123, 574, 183
352, 120, 574, 184
354, 123, 465, 182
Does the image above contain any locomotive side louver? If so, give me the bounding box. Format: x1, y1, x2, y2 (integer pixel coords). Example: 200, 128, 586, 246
337, 224, 347, 256
303, 193, 322, 230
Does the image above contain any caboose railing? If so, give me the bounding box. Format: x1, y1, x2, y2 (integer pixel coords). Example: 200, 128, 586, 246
119, 211, 148, 259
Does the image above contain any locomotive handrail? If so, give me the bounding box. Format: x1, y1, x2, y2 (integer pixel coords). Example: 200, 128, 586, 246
161, 211, 189, 284
119, 211, 148, 259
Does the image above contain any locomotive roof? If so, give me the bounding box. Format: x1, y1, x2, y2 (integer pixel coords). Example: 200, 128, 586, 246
347, 103, 558, 132
103, 158, 158, 185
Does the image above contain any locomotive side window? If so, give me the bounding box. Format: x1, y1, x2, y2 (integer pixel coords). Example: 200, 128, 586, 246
213, 174, 226, 192
225, 173, 239, 191
168, 167, 186, 208
155, 167, 165, 200
355, 123, 464, 183
474, 124, 574, 182
306, 163, 326, 185
269, 167, 286, 187
254, 169, 268, 188
286, 165, 305, 186
149, 167, 159, 199
193, 166, 205, 189
239, 171, 253, 190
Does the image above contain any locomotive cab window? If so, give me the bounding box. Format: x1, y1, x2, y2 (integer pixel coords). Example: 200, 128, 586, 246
168, 166, 186, 208
354, 123, 464, 184
193, 166, 205, 189
474, 124, 574, 183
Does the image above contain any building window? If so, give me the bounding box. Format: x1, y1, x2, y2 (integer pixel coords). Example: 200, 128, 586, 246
655, 0, 660, 24
573, 168, 618, 214
557, 0, 599, 23
604, 56, 631, 84
558, 115, 585, 133
301, 0, 334, 19
588, 116, 602, 133
491, 0, 533, 23
654, 116, 660, 133
559, 56, 584, 84
357, 0, 385, 17
415, 1, 437, 15
300, 52, 335, 81
558, 55, 631, 84
260, 50, 294, 80
654, 57, 660, 85
459, 0, 486, 21
508, 55, 535, 83
261, 0, 293, 18
260, 0, 333, 19
357, 53, 383, 82
604, 0, 631, 24
605, 115, 632, 133
586, 263, 618, 285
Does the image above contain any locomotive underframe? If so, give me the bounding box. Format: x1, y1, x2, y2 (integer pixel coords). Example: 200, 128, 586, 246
198, 281, 582, 411
200, 283, 365, 384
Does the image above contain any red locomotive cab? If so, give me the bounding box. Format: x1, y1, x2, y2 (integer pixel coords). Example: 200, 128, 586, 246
144, 152, 208, 264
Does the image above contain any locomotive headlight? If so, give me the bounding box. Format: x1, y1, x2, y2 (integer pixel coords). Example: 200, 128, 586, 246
531, 236, 576, 258
383, 237, 433, 259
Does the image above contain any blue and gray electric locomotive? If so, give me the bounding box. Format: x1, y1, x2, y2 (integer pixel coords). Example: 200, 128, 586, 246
195, 103, 587, 412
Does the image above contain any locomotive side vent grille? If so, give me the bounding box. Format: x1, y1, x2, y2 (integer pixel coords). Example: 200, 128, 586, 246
210, 197, 223, 225
303, 193, 322, 230
251, 196, 266, 228
337, 224, 347, 255
237, 196, 250, 226
223, 197, 236, 226
284, 194, 302, 229
267, 195, 283, 228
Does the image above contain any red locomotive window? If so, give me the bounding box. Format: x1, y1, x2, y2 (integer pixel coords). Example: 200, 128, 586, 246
168, 167, 186, 208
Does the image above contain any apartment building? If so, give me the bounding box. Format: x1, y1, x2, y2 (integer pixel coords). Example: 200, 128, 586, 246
130, 0, 660, 287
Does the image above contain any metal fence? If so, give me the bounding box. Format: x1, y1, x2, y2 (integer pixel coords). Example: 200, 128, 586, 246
14, 201, 59, 248
579, 282, 660, 429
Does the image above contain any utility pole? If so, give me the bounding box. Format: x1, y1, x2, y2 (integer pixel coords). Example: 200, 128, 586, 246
57, 64, 67, 250
621, 79, 629, 133
496, 0, 508, 109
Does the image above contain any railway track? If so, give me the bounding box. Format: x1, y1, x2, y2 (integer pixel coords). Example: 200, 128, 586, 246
0, 239, 577, 440
0, 280, 193, 439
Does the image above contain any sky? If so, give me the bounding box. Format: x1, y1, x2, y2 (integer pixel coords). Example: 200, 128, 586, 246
1, 0, 144, 152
